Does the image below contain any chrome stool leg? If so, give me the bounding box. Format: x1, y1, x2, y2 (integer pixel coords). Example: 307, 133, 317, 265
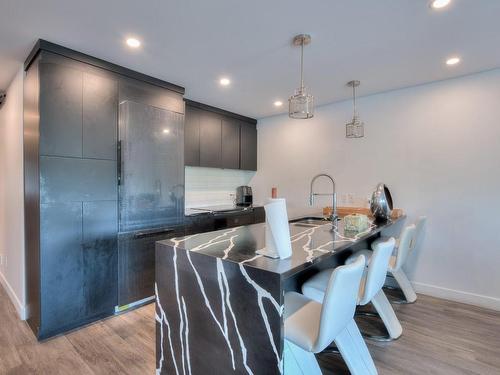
320, 342, 340, 354
383, 285, 416, 305
354, 310, 399, 342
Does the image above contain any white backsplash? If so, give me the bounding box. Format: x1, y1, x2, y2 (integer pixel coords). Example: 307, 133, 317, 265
185, 167, 256, 208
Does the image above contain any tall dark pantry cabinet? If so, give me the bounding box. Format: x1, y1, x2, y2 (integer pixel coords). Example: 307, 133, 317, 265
24, 40, 185, 339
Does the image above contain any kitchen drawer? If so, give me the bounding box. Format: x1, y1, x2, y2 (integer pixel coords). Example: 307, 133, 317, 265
253, 206, 265, 224
118, 226, 184, 307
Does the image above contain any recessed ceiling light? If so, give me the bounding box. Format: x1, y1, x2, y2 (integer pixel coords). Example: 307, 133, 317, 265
446, 57, 461, 66
126, 38, 141, 48
274, 100, 283, 107
163, 129, 170, 134
430, 0, 451, 9
219, 77, 231, 86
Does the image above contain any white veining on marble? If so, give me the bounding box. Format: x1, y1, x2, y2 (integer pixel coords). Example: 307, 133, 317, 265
300, 226, 330, 262
330, 222, 377, 243
238, 263, 282, 372
314, 240, 335, 251
216, 258, 230, 352
217, 259, 254, 374
190, 227, 240, 252
240, 253, 264, 264
171, 228, 283, 373
284, 224, 331, 262
288, 221, 378, 259
222, 234, 238, 260
181, 296, 192, 375
185, 250, 237, 369
173, 247, 187, 375
155, 283, 180, 375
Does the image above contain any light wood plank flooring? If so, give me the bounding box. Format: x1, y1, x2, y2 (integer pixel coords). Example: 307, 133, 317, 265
1, 284, 499, 374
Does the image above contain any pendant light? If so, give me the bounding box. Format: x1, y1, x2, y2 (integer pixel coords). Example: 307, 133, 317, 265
289, 34, 314, 119
345, 80, 364, 138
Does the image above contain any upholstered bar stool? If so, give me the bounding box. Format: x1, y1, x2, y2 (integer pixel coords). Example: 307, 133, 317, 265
382, 216, 427, 303
411, 216, 427, 250
372, 222, 420, 304
302, 237, 402, 342
284, 256, 378, 375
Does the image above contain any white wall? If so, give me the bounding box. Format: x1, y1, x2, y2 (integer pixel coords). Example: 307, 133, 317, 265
0, 66, 26, 319
185, 166, 255, 208
251, 69, 500, 310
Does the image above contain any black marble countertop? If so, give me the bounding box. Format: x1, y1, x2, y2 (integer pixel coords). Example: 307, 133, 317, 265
158, 215, 403, 278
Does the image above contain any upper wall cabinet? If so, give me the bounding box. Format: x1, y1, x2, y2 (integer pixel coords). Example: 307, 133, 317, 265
184, 106, 201, 166
240, 123, 257, 171
221, 118, 240, 169
184, 100, 257, 171
199, 111, 222, 168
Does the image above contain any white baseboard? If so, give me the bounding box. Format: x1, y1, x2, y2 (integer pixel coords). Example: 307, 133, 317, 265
413, 281, 500, 312
0, 271, 27, 320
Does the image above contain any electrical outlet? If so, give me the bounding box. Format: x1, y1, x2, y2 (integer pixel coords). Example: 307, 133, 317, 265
340, 194, 347, 205
347, 193, 355, 205
0, 254, 3, 266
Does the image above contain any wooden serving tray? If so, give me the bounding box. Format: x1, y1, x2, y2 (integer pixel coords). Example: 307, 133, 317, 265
323, 206, 404, 219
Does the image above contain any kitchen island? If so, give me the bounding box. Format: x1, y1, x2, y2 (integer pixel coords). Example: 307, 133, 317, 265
155, 215, 403, 374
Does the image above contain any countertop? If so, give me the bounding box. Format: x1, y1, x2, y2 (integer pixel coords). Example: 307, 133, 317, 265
184, 204, 262, 217
157, 215, 404, 278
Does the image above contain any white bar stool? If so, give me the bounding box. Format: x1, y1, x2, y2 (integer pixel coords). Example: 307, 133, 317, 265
376, 218, 424, 304
302, 237, 402, 342
382, 216, 427, 303
284, 256, 377, 375
412, 216, 427, 250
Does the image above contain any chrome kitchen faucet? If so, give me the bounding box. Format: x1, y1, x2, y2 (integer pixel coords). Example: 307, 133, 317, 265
309, 173, 339, 222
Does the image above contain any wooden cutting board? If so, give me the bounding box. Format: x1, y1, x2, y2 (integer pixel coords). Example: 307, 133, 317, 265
323, 206, 404, 219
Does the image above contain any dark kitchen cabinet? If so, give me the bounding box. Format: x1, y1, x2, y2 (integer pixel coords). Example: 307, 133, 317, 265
185, 100, 257, 171
184, 206, 265, 234
199, 111, 222, 168
221, 119, 240, 169
240, 123, 257, 171
184, 106, 201, 166
39, 63, 82, 157
23, 40, 185, 340
118, 227, 184, 307
83, 73, 118, 160
27, 52, 119, 339
118, 233, 157, 307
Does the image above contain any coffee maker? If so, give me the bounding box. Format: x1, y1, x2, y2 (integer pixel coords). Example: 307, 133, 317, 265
236, 186, 253, 206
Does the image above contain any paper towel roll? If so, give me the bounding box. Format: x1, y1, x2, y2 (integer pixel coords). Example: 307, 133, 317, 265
262, 198, 292, 259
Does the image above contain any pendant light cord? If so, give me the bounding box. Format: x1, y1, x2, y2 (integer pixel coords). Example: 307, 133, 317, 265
300, 41, 304, 91
353, 84, 357, 118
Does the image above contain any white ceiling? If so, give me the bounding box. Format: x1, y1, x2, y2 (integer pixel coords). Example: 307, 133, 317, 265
1, 0, 499, 118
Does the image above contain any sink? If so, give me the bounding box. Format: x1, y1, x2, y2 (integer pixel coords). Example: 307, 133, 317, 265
289, 216, 331, 226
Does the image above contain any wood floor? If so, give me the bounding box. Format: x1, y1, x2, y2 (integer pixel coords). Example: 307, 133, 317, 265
1, 285, 500, 375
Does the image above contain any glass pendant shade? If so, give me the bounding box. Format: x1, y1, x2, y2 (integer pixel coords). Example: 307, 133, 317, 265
346, 115, 364, 138
289, 34, 314, 119
346, 80, 364, 138
289, 87, 314, 119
